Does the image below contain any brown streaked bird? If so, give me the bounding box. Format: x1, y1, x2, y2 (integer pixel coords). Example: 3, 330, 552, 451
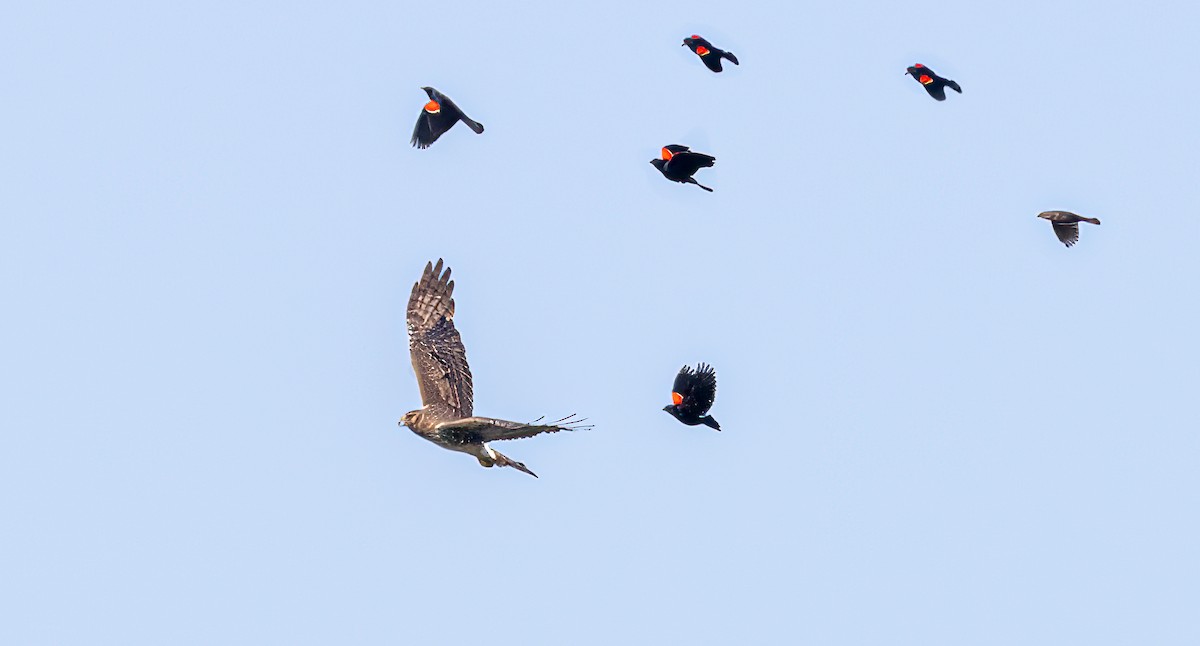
1038, 211, 1101, 247
410, 86, 485, 149
399, 259, 590, 477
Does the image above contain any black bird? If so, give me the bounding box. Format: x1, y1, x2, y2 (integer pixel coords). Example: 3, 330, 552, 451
682, 35, 739, 73
650, 145, 716, 192
905, 64, 962, 101
410, 87, 485, 149
1038, 211, 1101, 247
663, 363, 721, 431
399, 259, 591, 477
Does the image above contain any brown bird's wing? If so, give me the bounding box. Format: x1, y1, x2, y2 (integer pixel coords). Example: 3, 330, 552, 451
1052, 221, 1080, 247
435, 415, 591, 442
407, 259, 474, 417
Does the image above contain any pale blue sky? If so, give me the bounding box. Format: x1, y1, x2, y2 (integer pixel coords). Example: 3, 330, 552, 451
3, 1, 1198, 644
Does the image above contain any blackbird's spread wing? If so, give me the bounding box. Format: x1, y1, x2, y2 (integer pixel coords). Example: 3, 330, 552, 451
672, 365, 695, 400
411, 112, 455, 149
924, 82, 948, 101
673, 363, 717, 416
411, 105, 462, 149
665, 151, 715, 176
1052, 221, 1080, 247
407, 259, 474, 417
435, 415, 591, 443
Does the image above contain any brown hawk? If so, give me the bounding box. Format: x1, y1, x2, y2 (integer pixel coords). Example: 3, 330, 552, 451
1037, 211, 1101, 248
399, 259, 589, 477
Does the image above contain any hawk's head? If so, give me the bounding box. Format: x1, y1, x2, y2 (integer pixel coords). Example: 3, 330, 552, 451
399, 409, 422, 429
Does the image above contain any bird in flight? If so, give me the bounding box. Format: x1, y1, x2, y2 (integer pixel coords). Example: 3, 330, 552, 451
905, 64, 962, 101
399, 259, 590, 477
663, 363, 722, 431
1038, 211, 1101, 247
682, 35, 739, 73
410, 87, 485, 149
650, 145, 716, 192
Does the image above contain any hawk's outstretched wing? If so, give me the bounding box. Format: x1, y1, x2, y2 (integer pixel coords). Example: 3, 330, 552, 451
435, 415, 592, 443
407, 259, 474, 418
1052, 221, 1080, 247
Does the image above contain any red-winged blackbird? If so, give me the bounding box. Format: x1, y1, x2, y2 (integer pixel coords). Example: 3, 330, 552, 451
663, 363, 721, 431
650, 144, 716, 192
682, 35, 739, 73
905, 64, 962, 101
1038, 211, 1101, 247
400, 259, 592, 477
410, 87, 485, 149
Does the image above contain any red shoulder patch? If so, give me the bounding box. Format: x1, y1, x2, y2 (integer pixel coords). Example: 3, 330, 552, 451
919, 75, 933, 85
695, 46, 710, 56
661, 147, 674, 160
914, 63, 924, 68
690, 34, 701, 39
424, 100, 441, 113
671, 392, 683, 405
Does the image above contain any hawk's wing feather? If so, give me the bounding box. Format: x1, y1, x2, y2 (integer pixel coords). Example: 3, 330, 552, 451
407, 259, 474, 417
1052, 221, 1080, 247
436, 415, 591, 442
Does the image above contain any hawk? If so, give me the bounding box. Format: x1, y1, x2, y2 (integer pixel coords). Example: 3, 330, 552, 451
399, 259, 589, 477
1038, 211, 1101, 248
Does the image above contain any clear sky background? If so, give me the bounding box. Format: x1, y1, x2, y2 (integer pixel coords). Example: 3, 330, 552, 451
2, 1, 1198, 644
